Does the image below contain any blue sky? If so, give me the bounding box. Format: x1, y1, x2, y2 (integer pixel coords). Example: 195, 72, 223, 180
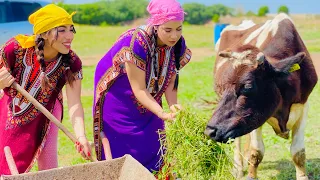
64, 0, 319, 14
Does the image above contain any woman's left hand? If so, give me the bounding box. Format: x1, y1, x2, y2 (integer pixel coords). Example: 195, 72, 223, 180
75, 136, 92, 160
169, 104, 182, 113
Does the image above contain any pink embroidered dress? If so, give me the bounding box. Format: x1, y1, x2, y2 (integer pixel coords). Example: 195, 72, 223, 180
93, 26, 192, 172
0, 39, 82, 175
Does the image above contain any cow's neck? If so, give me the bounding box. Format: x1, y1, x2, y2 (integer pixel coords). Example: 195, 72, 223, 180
268, 102, 305, 139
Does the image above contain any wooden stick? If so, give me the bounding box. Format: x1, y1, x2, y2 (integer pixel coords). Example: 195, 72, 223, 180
4, 146, 19, 175
12, 82, 96, 162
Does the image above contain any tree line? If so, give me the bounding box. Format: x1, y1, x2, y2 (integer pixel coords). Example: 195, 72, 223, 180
57, 0, 232, 25
58, 0, 149, 26
57, 0, 289, 26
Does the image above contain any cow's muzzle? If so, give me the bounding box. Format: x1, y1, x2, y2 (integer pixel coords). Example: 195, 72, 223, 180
204, 125, 236, 143
204, 126, 217, 139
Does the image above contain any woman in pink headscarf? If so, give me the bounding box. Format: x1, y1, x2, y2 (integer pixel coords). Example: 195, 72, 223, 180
93, 0, 192, 173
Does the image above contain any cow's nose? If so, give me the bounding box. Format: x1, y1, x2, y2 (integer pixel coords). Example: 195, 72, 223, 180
204, 126, 217, 138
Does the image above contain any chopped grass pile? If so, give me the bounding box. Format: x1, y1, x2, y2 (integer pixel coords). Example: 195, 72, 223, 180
156, 109, 235, 180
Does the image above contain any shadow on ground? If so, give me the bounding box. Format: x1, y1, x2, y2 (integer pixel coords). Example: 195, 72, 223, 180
261, 158, 320, 180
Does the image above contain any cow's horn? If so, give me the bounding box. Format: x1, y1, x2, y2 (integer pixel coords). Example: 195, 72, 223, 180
256, 52, 265, 65
218, 51, 232, 58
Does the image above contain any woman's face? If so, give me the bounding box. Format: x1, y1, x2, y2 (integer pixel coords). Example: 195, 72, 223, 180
155, 20, 183, 47
42, 24, 75, 55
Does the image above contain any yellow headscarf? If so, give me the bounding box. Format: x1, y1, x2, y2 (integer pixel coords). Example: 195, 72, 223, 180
15, 4, 76, 48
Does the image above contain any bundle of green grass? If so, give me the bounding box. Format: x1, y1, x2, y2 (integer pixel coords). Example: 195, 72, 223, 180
156, 108, 235, 180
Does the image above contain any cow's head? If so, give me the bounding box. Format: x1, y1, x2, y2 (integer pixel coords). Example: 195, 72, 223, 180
205, 45, 305, 143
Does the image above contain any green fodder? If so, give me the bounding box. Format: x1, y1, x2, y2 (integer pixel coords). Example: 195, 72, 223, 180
156, 109, 235, 180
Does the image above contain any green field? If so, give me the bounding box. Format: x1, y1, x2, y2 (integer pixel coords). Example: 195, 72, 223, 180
31, 17, 320, 179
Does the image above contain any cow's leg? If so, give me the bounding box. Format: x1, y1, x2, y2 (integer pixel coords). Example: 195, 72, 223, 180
290, 103, 309, 180
233, 137, 244, 178
247, 127, 264, 180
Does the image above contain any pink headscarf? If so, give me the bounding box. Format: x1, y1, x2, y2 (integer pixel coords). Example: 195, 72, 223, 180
147, 0, 185, 25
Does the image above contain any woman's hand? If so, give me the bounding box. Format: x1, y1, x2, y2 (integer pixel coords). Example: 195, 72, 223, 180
74, 136, 92, 160
157, 110, 177, 121
169, 104, 182, 113
0, 67, 15, 89
157, 104, 182, 121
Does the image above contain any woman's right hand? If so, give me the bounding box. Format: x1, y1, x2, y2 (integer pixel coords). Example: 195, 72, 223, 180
0, 67, 15, 89
157, 110, 177, 121
74, 136, 92, 160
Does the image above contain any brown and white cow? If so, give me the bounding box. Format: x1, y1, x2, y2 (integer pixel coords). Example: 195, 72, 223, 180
204, 13, 318, 180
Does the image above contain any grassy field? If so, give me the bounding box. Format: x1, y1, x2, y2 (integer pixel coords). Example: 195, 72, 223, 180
72, 15, 320, 57
30, 15, 320, 179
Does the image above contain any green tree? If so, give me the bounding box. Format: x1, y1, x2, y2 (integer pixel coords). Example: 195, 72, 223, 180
207, 4, 232, 16
212, 14, 220, 23
58, 0, 148, 25
278, 5, 289, 14
246, 11, 256, 17
183, 3, 210, 24
183, 3, 231, 25
257, 6, 269, 16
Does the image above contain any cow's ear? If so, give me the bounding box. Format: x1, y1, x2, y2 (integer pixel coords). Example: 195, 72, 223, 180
272, 52, 306, 74
258, 52, 306, 77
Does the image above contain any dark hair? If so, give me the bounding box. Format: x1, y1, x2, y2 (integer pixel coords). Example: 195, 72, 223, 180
34, 27, 77, 90
61, 52, 75, 87
151, 29, 159, 92
35, 34, 51, 90
173, 38, 182, 90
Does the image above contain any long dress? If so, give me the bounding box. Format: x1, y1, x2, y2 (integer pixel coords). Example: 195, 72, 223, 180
0, 38, 83, 175
93, 25, 192, 172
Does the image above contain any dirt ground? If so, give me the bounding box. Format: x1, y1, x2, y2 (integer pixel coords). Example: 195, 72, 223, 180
311, 53, 320, 76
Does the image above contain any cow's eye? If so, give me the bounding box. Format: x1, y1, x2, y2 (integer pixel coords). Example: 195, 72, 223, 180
240, 83, 254, 95
244, 84, 252, 89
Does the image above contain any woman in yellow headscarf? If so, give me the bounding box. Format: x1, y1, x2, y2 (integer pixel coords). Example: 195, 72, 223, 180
0, 4, 92, 174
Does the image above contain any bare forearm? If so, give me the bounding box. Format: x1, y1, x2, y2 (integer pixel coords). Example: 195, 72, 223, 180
66, 80, 86, 139
165, 89, 177, 107
165, 75, 178, 107
134, 89, 164, 116
68, 102, 86, 138
125, 62, 165, 117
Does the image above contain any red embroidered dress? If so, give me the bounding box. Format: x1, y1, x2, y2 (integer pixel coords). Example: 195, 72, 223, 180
0, 39, 82, 174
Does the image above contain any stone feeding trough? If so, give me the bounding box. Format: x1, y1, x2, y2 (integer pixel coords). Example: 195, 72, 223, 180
1, 154, 156, 180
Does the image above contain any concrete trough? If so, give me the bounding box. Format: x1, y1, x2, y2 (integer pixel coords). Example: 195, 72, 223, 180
1, 154, 156, 180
